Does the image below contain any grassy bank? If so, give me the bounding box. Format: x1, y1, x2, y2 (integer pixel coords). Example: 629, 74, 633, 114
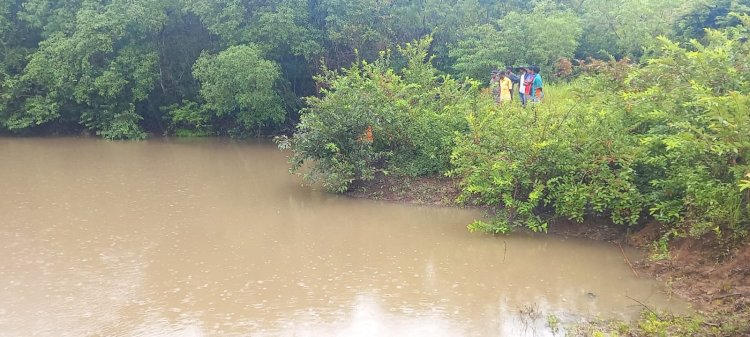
569, 309, 750, 336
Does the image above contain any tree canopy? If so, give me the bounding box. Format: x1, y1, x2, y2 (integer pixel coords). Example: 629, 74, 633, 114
0, 0, 736, 138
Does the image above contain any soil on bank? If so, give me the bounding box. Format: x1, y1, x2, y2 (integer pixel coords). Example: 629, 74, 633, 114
347, 173, 464, 206
347, 174, 635, 243
632, 226, 750, 311
347, 174, 750, 313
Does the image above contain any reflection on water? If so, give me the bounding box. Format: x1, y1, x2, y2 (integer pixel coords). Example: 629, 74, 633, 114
0, 138, 687, 336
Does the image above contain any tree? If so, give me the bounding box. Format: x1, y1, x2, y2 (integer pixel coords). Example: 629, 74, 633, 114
575, 0, 695, 59
0, 0, 728, 138
449, 6, 582, 80
192, 44, 285, 136
11, 0, 166, 139
674, 0, 750, 42
449, 24, 507, 81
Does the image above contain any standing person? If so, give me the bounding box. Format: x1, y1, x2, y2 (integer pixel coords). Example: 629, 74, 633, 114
517, 67, 528, 107
523, 67, 534, 106
498, 71, 513, 104
531, 66, 544, 103
505, 66, 519, 101
489, 71, 500, 103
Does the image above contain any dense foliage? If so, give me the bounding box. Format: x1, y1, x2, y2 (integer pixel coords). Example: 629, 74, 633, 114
450, 78, 641, 234
280, 37, 473, 192
190, 44, 284, 136
0, 0, 723, 138
288, 18, 750, 242
456, 19, 750, 238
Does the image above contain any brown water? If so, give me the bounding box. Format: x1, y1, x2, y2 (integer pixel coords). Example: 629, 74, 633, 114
0, 138, 687, 337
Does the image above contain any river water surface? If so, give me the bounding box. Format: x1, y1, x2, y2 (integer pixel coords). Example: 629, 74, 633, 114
0, 138, 687, 337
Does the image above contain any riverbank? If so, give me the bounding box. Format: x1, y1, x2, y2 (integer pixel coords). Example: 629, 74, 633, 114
347, 174, 750, 335
347, 173, 637, 243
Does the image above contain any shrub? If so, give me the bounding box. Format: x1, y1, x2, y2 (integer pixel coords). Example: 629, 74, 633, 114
452, 18, 750, 238
193, 44, 285, 136
284, 36, 472, 192
624, 22, 750, 238
451, 77, 642, 233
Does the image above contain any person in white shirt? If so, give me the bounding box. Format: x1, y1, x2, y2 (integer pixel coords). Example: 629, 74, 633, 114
517, 67, 529, 107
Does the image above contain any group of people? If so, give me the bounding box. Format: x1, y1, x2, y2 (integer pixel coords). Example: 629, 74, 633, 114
490, 66, 543, 107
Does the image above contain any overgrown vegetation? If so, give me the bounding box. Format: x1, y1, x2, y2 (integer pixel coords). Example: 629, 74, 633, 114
1, 0, 740, 138
569, 309, 750, 336
287, 18, 750, 243
279, 37, 473, 192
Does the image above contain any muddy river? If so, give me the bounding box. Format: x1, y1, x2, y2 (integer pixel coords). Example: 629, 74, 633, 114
0, 138, 687, 336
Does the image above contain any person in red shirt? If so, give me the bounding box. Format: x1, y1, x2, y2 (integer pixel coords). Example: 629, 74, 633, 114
523, 67, 534, 105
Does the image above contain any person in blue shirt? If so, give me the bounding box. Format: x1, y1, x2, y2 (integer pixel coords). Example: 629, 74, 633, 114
531, 66, 544, 103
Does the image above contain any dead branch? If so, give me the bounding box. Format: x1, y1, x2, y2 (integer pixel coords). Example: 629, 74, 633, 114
618, 242, 639, 278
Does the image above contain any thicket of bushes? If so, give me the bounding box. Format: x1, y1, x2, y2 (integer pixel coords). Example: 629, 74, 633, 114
279, 37, 474, 192
286, 19, 750, 240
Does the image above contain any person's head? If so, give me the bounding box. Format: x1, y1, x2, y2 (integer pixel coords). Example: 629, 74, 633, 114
519, 67, 527, 73
532, 66, 541, 74
528, 67, 535, 75
499, 71, 506, 79
505, 66, 514, 73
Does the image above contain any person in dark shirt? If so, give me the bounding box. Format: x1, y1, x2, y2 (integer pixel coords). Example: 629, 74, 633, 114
505, 66, 520, 102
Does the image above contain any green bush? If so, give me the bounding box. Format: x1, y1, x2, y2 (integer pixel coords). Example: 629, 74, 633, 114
284, 36, 472, 192
192, 45, 285, 136
451, 78, 642, 233
285, 19, 750, 242
80, 105, 147, 140
163, 100, 214, 137
452, 18, 750, 238
624, 21, 750, 238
